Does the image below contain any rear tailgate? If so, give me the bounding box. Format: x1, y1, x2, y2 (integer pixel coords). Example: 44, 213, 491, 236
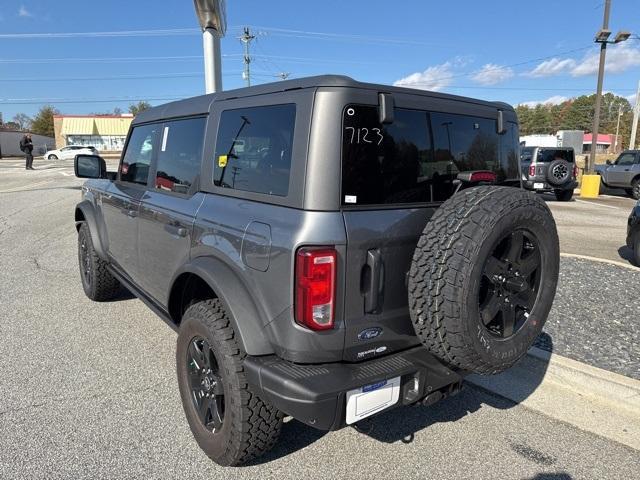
341, 208, 433, 361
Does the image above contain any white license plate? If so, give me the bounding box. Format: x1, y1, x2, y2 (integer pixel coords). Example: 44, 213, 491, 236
533, 182, 545, 189
345, 376, 401, 424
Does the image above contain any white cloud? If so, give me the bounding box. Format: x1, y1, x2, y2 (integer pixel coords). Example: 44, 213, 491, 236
393, 61, 456, 91
519, 95, 569, 108
626, 93, 637, 107
571, 43, 640, 76
471, 64, 514, 85
526, 58, 577, 77
18, 5, 32, 17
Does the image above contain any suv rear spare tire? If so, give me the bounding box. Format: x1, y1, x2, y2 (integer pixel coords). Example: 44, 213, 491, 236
546, 159, 571, 186
408, 186, 559, 374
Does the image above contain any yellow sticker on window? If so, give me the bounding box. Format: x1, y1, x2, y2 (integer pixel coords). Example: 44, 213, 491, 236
218, 155, 228, 167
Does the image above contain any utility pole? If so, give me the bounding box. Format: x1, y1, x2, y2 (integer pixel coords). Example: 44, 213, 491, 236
614, 104, 623, 152
630, 80, 640, 150
240, 27, 255, 87
588, 0, 611, 173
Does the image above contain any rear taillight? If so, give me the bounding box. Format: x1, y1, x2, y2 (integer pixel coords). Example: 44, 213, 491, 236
573, 164, 578, 177
295, 247, 337, 331
528, 165, 536, 177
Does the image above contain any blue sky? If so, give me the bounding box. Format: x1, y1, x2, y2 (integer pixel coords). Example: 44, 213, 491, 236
1, 0, 639, 121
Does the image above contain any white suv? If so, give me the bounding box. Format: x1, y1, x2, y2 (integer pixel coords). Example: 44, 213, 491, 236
44, 145, 99, 160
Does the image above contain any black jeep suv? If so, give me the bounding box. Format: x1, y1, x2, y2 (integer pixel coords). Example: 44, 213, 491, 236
73, 75, 559, 466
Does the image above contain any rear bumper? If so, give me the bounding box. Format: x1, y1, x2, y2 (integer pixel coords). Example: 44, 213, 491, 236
244, 346, 464, 431
523, 179, 578, 192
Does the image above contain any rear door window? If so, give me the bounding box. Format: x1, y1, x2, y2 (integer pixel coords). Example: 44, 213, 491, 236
154, 117, 206, 195
213, 104, 296, 197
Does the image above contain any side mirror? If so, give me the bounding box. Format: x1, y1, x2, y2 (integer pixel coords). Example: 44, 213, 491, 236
606, 159, 612, 165
75, 154, 106, 179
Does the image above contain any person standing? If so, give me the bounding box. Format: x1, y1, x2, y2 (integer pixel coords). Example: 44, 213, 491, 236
20, 133, 34, 170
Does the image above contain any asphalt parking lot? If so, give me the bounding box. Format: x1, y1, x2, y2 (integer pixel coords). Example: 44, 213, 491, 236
542, 189, 637, 265
1, 157, 639, 479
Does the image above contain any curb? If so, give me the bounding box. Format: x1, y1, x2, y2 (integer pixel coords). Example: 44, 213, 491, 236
526, 346, 640, 415
560, 252, 640, 271
467, 347, 640, 449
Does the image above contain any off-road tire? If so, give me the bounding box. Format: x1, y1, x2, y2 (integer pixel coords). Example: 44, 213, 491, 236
546, 159, 571, 186
176, 299, 283, 466
630, 179, 640, 200
633, 235, 640, 268
77, 222, 120, 301
408, 186, 559, 374
554, 189, 573, 202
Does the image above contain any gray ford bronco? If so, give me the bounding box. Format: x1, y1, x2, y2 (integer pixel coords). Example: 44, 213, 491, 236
520, 146, 578, 201
73, 75, 559, 466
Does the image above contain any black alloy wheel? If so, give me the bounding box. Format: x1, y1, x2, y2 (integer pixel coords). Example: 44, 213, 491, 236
187, 336, 225, 432
79, 230, 92, 290
479, 229, 541, 338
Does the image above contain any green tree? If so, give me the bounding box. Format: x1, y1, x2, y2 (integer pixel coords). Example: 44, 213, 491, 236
30, 105, 58, 137
128, 101, 151, 116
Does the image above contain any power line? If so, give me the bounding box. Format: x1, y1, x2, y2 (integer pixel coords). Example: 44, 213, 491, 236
0, 95, 191, 105
0, 71, 291, 82
0, 28, 200, 39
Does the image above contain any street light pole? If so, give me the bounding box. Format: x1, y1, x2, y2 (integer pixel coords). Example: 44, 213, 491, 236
203, 28, 222, 93
193, 0, 227, 94
588, 0, 611, 173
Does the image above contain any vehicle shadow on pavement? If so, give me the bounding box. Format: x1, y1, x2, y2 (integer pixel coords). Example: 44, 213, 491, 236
352, 333, 553, 444
105, 287, 136, 302
248, 334, 554, 465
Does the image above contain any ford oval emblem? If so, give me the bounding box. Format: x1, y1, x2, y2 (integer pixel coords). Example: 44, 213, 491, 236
358, 327, 383, 341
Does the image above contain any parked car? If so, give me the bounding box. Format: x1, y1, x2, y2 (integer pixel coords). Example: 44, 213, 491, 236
626, 202, 640, 266
72, 75, 560, 466
520, 146, 578, 201
595, 150, 640, 199
44, 145, 98, 160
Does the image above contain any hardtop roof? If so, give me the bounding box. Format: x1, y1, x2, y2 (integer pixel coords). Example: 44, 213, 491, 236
132, 74, 515, 125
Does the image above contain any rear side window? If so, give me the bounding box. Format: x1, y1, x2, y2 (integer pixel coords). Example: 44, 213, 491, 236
154, 117, 206, 195
214, 104, 296, 197
120, 124, 159, 185
341, 105, 519, 206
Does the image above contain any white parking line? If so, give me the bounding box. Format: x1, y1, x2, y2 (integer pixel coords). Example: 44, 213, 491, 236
0, 180, 53, 193
574, 199, 621, 210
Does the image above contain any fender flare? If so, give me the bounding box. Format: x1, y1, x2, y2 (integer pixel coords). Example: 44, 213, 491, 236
172, 256, 274, 356
75, 200, 108, 260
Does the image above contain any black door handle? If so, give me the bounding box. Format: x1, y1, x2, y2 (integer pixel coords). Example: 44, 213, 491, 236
364, 249, 384, 314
